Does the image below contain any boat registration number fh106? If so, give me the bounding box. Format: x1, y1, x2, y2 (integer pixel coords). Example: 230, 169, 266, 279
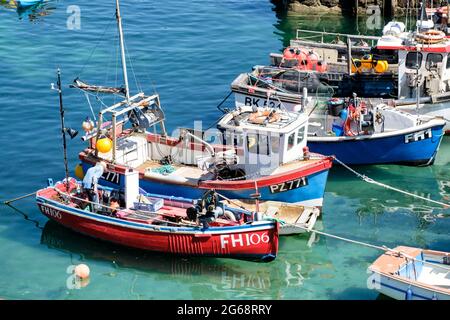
404, 128, 432, 144
220, 232, 270, 249
269, 177, 308, 194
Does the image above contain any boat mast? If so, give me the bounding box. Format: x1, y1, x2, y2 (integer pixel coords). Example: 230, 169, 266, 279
56, 69, 71, 194
116, 0, 130, 103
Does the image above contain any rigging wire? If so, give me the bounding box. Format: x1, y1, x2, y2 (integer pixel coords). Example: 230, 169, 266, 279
76, 14, 116, 79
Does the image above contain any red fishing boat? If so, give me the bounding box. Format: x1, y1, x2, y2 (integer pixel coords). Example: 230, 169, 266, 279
35, 177, 279, 261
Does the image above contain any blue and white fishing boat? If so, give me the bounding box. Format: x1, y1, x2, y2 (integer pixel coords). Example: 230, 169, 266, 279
368, 246, 450, 300
306, 100, 445, 166
231, 71, 446, 166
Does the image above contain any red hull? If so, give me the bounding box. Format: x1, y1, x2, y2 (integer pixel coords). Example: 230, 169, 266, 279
36, 202, 279, 261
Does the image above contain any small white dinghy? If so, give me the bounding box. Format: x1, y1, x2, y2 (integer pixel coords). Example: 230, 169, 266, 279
368, 246, 450, 300
220, 199, 320, 235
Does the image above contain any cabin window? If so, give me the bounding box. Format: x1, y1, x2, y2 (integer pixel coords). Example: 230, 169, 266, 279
447, 54, 450, 69
297, 126, 305, 145
287, 132, 295, 150
246, 133, 270, 155
247, 134, 258, 154
271, 135, 280, 154
405, 52, 422, 69
426, 53, 443, 70
258, 134, 270, 156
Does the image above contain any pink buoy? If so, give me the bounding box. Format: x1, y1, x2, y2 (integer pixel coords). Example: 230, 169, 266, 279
74, 264, 90, 279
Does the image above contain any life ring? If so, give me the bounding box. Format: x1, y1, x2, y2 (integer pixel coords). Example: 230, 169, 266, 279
415, 30, 445, 43
248, 110, 280, 124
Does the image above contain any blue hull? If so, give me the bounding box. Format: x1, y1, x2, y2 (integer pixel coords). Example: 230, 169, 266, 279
80, 162, 330, 207
16, 0, 42, 7
308, 125, 444, 166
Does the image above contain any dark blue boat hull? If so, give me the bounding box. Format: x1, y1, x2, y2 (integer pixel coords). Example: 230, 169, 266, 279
307, 124, 445, 166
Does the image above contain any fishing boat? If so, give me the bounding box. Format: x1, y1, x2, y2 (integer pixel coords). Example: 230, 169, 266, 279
230, 71, 445, 165
35, 176, 279, 261
237, 3, 450, 134
368, 246, 450, 300
74, 0, 333, 207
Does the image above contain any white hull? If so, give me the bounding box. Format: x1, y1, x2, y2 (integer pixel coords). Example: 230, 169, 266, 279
370, 272, 450, 300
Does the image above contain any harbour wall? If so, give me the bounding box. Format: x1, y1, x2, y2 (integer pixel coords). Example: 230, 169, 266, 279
272, 1, 414, 17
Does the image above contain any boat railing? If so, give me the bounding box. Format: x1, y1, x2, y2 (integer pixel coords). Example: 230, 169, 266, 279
295, 29, 380, 47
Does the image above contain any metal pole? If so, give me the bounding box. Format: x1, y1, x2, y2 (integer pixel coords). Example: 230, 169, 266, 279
347, 36, 352, 74
112, 113, 117, 163
116, 0, 130, 103
57, 69, 70, 193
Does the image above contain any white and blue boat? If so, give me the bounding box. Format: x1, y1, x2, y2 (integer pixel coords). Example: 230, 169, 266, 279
231, 69, 446, 166
368, 246, 450, 300
306, 100, 445, 166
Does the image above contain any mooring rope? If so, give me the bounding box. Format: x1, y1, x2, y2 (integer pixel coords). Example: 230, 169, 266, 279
332, 157, 450, 208
272, 219, 450, 272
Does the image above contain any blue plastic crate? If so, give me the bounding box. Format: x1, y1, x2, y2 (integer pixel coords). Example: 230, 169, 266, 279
134, 197, 164, 212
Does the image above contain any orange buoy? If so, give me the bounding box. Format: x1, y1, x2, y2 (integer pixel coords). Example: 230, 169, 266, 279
283, 47, 297, 59
74, 164, 85, 180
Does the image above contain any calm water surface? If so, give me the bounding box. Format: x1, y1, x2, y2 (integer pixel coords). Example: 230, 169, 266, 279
0, 0, 449, 300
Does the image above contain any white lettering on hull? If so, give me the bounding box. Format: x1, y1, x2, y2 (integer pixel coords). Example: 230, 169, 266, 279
220, 232, 270, 249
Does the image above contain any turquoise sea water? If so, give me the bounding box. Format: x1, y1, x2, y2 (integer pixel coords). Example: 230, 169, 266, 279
0, 0, 449, 300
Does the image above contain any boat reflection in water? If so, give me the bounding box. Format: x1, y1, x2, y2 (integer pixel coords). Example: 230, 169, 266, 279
40, 220, 331, 299
0, 0, 56, 21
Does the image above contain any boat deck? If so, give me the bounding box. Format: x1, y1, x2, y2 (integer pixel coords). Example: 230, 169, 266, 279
417, 265, 450, 290
137, 158, 326, 185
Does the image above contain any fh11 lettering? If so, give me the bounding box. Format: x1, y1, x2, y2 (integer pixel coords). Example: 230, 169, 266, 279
244, 96, 281, 109
404, 128, 432, 144
220, 232, 270, 249
269, 177, 308, 194
41, 205, 62, 219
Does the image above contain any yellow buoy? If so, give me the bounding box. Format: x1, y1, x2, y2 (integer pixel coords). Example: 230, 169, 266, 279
96, 137, 113, 153
374, 60, 389, 73
74, 264, 90, 279
75, 164, 85, 180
